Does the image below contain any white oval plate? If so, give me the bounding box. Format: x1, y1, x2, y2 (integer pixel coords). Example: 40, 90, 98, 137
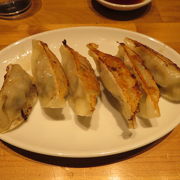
0, 26, 179, 158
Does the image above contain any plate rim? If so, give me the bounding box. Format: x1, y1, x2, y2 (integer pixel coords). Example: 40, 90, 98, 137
0, 26, 179, 56
0, 26, 179, 158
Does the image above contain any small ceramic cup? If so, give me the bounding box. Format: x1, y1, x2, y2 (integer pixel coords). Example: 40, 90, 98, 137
96, 0, 152, 11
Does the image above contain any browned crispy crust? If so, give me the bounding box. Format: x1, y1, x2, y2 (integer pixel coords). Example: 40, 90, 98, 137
62, 40, 100, 96
125, 38, 180, 71
122, 44, 160, 116
87, 43, 142, 128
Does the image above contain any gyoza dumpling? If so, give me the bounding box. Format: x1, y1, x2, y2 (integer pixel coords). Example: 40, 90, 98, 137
87, 43, 142, 128
60, 40, 100, 117
31, 40, 68, 108
0, 64, 37, 133
118, 43, 160, 119
125, 38, 180, 102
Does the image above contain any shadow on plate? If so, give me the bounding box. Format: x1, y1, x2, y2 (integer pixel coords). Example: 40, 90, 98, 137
0, 0, 42, 20
43, 108, 65, 121
90, 0, 151, 21
139, 117, 153, 128
75, 116, 92, 130
1, 133, 170, 167
101, 88, 132, 139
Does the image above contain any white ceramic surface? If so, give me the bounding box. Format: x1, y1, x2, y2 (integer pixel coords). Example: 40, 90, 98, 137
96, 0, 152, 11
0, 26, 179, 158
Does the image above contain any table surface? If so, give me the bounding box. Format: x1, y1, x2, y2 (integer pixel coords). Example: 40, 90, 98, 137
0, 0, 180, 179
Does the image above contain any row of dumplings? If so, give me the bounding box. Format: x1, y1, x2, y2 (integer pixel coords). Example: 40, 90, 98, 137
0, 38, 180, 133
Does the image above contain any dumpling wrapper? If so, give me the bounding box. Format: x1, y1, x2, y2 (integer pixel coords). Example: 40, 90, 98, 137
0, 64, 37, 133
87, 43, 142, 128
118, 43, 160, 119
60, 40, 100, 117
31, 40, 68, 108
125, 38, 180, 102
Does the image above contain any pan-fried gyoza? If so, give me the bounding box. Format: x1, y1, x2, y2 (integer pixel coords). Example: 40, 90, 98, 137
118, 43, 160, 119
88, 43, 142, 128
0, 64, 37, 133
60, 40, 100, 117
125, 38, 180, 102
31, 40, 69, 108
